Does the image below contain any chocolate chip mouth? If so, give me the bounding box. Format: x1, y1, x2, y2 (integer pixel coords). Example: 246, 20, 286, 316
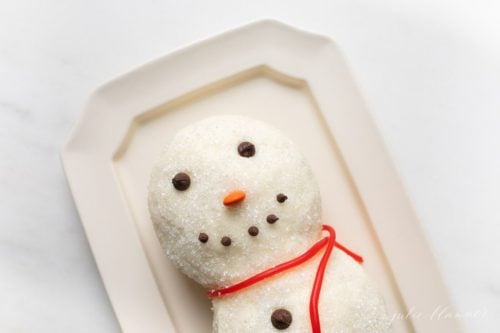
266, 214, 279, 224
276, 193, 288, 203
248, 226, 259, 236
198, 232, 209, 243
220, 236, 232, 246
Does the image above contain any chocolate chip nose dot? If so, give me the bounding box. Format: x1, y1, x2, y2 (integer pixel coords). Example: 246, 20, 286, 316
271, 308, 292, 330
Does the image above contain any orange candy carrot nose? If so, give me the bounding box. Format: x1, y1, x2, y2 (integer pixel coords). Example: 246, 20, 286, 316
223, 190, 246, 206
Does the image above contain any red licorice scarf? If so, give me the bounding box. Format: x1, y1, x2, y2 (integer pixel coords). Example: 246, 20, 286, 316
207, 225, 363, 333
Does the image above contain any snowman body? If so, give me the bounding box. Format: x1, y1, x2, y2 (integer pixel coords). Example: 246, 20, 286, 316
213, 250, 390, 332
148, 115, 391, 332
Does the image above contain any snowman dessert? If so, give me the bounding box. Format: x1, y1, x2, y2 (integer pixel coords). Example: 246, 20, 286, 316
149, 115, 391, 332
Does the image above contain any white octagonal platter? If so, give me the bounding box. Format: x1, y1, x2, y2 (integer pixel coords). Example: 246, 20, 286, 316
62, 20, 462, 333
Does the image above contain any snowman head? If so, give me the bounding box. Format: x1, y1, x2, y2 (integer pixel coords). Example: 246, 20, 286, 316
149, 115, 322, 288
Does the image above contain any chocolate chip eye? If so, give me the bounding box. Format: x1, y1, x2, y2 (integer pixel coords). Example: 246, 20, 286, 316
172, 172, 190, 191
276, 193, 288, 203
271, 308, 292, 330
238, 141, 255, 157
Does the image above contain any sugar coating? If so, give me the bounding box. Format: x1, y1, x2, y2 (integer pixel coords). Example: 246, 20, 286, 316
148, 115, 391, 332
149, 115, 322, 288
213, 251, 391, 332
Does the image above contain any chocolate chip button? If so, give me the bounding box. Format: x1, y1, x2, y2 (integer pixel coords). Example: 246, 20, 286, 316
266, 214, 279, 224
198, 233, 209, 243
271, 308, 292, 330
276, 193, 288, 203
238, 141, 256, 157
221, 236, 232, 246
172, 172, 190, 191
248, 226, 259, 236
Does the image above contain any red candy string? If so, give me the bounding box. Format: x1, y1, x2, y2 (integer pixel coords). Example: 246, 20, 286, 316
207, 225, 363, 333
334, 241, 364, 264
309, 225, 335, 333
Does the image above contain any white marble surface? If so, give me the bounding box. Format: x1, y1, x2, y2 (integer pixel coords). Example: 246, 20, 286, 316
1, 1, 499, 332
